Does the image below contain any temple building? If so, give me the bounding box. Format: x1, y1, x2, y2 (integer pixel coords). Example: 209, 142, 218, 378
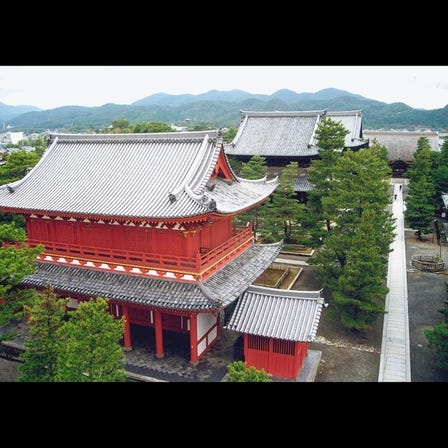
225, 110, 369, 201
225, 285, 324, 379
0, 130, 324, 377
362, 130, 440, 176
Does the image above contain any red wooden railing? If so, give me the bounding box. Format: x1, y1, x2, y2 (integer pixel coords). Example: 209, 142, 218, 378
27, 225, 253, 274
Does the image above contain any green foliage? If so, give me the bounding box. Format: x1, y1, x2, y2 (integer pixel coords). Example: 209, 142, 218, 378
425, 307, 448, 370
133, 121, 173, 133
17, 135, 48, 158
55, 297, 125, 382
307, 117, 350, 235
0, 222, 27, 242
227, 360, 272, 382
314, 116, 350, 151
0, 212, 25, 229
240, 154, 267, 180
331, 215, 388, 330
369, 138, 389, 163
404, 139, 436, 236
260, 161, 305, 243
222, 126, 238, 143
111, 119, 130, 132
0, 235, 44, 340
19, 287, 68, 382
0, 150, 40, 185
309, 149, 394, 331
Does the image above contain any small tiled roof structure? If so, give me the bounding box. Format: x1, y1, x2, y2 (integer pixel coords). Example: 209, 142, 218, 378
363, 130, 440, 163
293, 168, 314, 193
23, 241, 283, 311
225, 110, 367, 159
0, 131, 278, 219
224, 285, 324, 342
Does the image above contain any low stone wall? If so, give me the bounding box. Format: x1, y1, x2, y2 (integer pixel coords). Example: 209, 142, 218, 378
411, 255, 445, 272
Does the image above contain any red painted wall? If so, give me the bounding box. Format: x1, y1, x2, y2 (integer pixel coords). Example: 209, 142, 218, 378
26, 216, 233, 259
244, 334, 308, 379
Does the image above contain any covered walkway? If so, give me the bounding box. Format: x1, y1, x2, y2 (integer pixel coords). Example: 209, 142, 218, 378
378, 181, 411, 382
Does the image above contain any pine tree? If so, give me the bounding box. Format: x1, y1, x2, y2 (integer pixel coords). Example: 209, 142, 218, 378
0, 223, 44, 341
405, 137, 435, 239
19, 287, 68, 382
307, 117, 350, 234
55, 297, 126, 382
332, 213, 389, 331
425, 307, 448, 370
239, 154, 267, 180
310, 148, 394, 330
234, 154, 268, 237
260, 161, 305, 243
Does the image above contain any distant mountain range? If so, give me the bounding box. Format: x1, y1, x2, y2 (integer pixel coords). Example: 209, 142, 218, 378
2, 88, 448, 133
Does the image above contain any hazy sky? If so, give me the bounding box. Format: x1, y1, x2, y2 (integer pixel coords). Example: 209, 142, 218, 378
1, 66, 448, 111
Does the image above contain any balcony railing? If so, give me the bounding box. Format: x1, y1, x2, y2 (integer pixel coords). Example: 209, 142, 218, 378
27, 225, 253, 274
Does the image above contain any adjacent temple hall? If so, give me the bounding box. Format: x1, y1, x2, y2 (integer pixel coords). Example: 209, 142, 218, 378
0, 130, 324, 378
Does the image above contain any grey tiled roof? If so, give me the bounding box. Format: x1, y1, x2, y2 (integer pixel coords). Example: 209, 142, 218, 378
0, 131, 277, 219
326, 111, 367, 149
225, 110, 367, 158
226, 111, 322, 157
22, 241, 283, 312
293, 174, 314, 192
363, 130, 440, 162
224, 285, 324, 342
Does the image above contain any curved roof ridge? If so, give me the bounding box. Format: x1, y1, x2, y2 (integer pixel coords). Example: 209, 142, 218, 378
50, 130, 219, 142
169, 133, 215, 200
1, 135, 59, 193
240, 110, 327, 117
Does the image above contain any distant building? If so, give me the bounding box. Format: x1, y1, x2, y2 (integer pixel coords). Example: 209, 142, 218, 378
363, 130, 440, 176
226, 110, 368, 166
225, 110, 368, 201
4, 131, 24, 145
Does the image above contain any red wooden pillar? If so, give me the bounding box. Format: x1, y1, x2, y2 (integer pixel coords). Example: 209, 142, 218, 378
154, 309, 165, 358
122, 305, 132, 351
189, 313, 199, 365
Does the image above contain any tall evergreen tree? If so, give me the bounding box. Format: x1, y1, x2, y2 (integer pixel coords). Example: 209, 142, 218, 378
55, 297, 125, 382
307, 117, 350, 234
0, 223, 44, 341
331, 212, 389, 331
425, 307, 448, 370
260, 161, 305, 243
310, 148, 394, 330
19, 287, 68, 382
236, 155, 269, 237
404, 137, 435, 238
239, 154, 267, 180
432, 136, 448, 211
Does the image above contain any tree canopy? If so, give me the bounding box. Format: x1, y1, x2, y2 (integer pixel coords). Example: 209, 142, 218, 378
227, 361, 272, 382
404, 137, 436, 238
309, 148, 394, 331
0, 223, 43, 341
19, 287, 68, 382
55, 297, 125, 382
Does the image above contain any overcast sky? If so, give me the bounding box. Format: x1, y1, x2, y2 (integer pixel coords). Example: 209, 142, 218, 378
1, 66, 448, 111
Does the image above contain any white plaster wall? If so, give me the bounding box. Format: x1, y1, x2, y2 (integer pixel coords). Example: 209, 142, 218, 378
197, 313, 216, 339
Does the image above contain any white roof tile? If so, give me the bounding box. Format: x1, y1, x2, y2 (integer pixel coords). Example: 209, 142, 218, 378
0, 131, 277, 219
225, 110, 367, 158
225, 285, 324, 341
